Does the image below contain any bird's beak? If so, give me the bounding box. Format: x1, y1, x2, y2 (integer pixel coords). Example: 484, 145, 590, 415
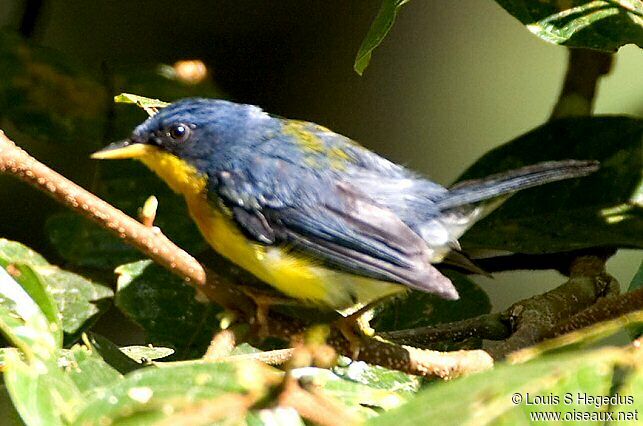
91, 140, 157, 160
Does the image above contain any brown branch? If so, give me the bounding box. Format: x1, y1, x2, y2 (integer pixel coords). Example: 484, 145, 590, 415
483, 256, 614, 358
0, 130, 494, 378
546, 287, 643, 338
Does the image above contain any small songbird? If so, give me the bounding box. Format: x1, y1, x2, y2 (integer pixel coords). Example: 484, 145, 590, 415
93, 98, 598, 311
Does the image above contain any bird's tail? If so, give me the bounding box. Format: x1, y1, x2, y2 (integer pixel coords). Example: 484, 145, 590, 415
435, 160, 599, 210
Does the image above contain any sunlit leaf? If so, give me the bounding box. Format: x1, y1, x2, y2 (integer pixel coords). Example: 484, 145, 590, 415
370, 347, 639, 425
73, 362, 269, 425
60, 344, 123, 394
120, 345, 175, 362
0, 239, 113, 342
495, 0, 643, 51
4, 350, 82, 426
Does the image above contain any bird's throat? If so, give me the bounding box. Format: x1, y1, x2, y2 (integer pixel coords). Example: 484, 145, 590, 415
139, 151, 208, 197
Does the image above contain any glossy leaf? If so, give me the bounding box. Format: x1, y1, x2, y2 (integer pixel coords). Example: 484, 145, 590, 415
114, 261, 221, 359
354, 0, 411, 75
114, 93, 169, 110
3, 349, 83, 426
332, 360, 420, 398
0, 384, 22, 426
84, 333, 145, 374
458, 116, 643, 253
495, 0, 643, 51
373, 271, 491, 332
73, 362, 267, 425
60, 344, 123, 394
0, 239, 113, 342
370, 347, 638, 425
120, 345, 175, 362
0, 266, 58, 359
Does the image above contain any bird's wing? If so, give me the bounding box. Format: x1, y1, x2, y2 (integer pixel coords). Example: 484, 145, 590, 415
210, 159, 458, 300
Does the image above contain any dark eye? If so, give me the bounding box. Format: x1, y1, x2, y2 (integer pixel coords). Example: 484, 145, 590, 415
168, 123, 190, 141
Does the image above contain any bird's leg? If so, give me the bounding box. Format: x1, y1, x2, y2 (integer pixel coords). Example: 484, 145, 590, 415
240, 288, 296, 338
334, 301, 381, 359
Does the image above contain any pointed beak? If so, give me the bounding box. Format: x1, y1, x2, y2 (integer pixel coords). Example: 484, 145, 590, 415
91, 139, 157, 160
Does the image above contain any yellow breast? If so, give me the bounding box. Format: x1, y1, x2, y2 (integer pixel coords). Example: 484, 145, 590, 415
138, 151, 404, 309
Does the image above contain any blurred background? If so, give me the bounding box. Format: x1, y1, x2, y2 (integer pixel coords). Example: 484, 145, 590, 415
0, 0, 640, 314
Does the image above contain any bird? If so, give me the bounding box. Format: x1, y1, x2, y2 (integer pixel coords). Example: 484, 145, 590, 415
92, 98, 598, 315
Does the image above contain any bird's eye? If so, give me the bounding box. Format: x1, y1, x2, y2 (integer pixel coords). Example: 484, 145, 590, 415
168, 123, 190, 141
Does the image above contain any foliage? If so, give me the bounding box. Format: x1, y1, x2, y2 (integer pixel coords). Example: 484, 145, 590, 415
0, 0, 642, 422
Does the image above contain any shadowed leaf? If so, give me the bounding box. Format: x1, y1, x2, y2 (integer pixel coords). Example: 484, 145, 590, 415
495, 0, 643, 51
458, 116, 643, 253
354, 0, 411, 75
114, 260, 221, 359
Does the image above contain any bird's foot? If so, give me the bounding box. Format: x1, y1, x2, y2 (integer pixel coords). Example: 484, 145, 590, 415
241, 289, 293, 339
334, 305, 376, 360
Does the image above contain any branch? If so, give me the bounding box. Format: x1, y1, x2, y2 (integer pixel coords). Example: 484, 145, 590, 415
0, 130, 493, 378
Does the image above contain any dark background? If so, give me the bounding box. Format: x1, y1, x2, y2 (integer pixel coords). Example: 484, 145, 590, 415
0, 0, 640, 311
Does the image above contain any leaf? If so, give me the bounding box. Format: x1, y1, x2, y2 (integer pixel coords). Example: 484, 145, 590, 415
60, 344, 123, 394
627, 261, 643, 292
120, 345, 175, 362
3, 349, 83, 426
457, 116, 643, 253
373, 271, 491, 333
84, 333, 145, 375
114, 93, 170, 109
46, 213, 142, 270
293, 367, 408, 412
0, 261, 63, 348
354, 0, 411, 75
0, 266, 58, 360
247, 407, 306, 426
495, 0, 643, 51
332, 360, 420, 398
0, 239, 113, 342
0, 383, 23, 426
73, 362, 268, 425
369, 347, 639, 425
114, 261, 221, 359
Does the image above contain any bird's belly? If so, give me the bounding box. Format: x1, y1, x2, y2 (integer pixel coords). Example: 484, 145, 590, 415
186, 196, 404, 310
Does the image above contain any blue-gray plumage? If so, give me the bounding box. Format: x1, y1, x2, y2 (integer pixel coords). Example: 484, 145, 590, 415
94, 98, 599, 309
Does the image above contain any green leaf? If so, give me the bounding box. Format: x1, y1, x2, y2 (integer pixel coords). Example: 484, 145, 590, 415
369, 347, 638, 425
60, 344, 123, 394
120, 345, 175, 362
114, 261, 221, 359
247, 408, 306, 426
114, 93, 170, 109
332, 360, 420, 398
0, 239, 113, 342
46, 214, 142, 270
627, 261, 643, 292
373, 271, 490, 333
73, 362, 265, 425
3, 349, 83, 426
0, 267, 58, 359
0, 261, 63, 349
458, 116, 643, 253
294, 367, 408, 412
495, 0, 643, 51
0, 383, 23, 426
354, 0, 411, 75
84, 333, 145, 375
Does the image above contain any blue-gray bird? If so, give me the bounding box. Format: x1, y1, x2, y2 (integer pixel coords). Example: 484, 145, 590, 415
93, 98, 599, 310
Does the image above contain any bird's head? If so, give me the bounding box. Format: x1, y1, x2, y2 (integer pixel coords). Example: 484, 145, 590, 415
92, 98, 271, 168
92, 98, 272, 195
